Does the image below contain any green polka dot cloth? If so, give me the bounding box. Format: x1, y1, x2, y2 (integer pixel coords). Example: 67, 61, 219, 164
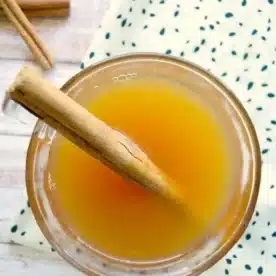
7, 0, 276, 274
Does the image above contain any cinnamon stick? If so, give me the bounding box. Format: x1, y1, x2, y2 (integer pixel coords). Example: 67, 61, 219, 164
14, 0, 69, 10
0, 0, 70, 17
7, 66, 183, 205
1, 0, 54, 70
0, 7, 69, 17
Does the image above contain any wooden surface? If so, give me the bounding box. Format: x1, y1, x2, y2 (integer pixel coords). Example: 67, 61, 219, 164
0, 0, 109, 274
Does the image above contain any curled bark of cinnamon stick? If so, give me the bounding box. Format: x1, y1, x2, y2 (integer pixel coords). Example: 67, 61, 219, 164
7, 66, 184, 206
0, 0, 70, 17
0, 7, 69, 17
1, 0, 54, 70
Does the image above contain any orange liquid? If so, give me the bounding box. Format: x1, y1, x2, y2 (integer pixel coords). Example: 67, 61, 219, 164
49, 78, 231, 261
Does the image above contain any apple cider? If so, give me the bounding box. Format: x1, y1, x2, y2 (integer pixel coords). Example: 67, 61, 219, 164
47, 77, 232, 261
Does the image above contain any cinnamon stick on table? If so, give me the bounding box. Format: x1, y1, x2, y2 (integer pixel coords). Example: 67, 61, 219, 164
0, 0, 70, 17
1, 0, 54, 70
7, 66, 184, 206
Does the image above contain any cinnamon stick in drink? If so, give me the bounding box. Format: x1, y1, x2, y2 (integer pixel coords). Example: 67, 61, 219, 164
7, 66, 184, 206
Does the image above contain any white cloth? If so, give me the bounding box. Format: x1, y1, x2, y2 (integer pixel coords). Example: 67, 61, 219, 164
7, 0, 276, 274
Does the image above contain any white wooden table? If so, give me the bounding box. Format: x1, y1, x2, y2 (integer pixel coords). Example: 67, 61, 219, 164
0, 1, 109, 274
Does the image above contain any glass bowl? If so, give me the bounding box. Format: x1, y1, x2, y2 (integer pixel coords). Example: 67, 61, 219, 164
22, 54, 260, 275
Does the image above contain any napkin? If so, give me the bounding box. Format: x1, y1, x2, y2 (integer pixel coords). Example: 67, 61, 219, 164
7, 0, 276, 274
